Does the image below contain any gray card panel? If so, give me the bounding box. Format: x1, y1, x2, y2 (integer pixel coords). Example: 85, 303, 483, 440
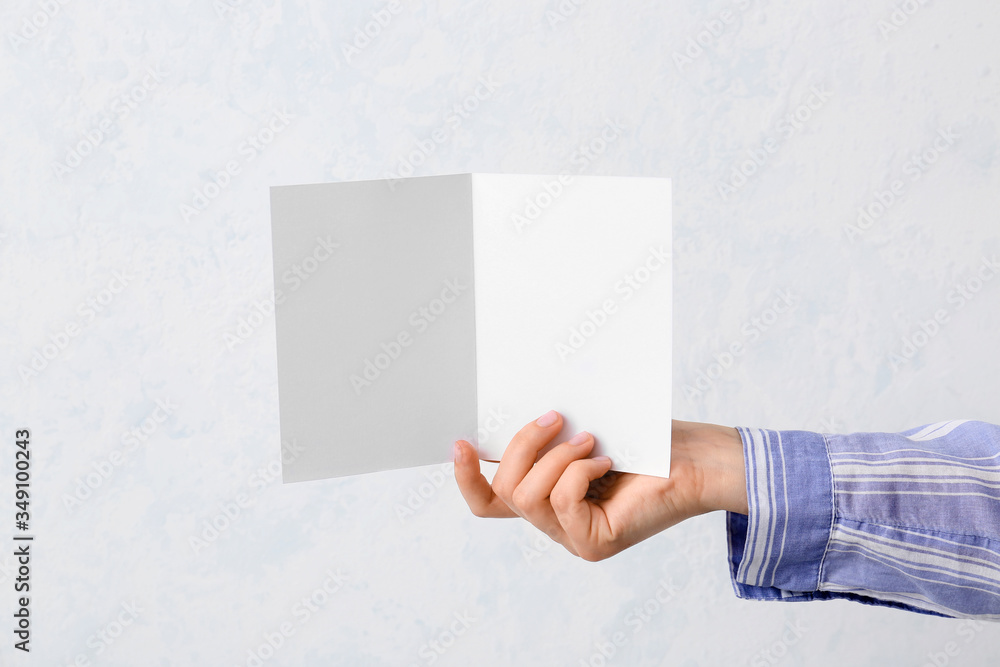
270, 174, 477, 482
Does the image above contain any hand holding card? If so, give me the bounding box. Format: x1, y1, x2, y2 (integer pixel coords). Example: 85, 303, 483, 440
269, 173, 671, 482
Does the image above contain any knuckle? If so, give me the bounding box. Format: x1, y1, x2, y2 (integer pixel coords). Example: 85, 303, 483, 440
549, 489, 570, 513
492, 481, 513, 504
510, 486, 530, 510
509, 426, 536, 449
576, 546, 605, 562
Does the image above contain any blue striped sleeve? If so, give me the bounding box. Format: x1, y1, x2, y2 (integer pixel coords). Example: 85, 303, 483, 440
726, 420, 1000, 620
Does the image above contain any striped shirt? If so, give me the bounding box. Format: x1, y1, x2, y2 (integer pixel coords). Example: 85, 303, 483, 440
726, 420, 1000, 619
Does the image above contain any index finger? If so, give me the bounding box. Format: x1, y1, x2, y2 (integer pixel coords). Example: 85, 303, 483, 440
490, 410, 564, 505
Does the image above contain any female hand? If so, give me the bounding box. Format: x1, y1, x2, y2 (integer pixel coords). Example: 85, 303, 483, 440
453, 410, 747, 561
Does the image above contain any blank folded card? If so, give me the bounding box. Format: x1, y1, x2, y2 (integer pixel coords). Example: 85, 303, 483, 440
269, 173, 671, 483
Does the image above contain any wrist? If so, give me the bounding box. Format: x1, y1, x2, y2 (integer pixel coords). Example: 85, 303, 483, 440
671, 420, 748, 516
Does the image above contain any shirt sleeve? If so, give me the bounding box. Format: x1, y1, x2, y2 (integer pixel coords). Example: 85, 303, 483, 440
726, 420, 1000, 620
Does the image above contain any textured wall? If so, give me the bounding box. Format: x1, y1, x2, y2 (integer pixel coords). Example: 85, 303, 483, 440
1, 0, 998, 665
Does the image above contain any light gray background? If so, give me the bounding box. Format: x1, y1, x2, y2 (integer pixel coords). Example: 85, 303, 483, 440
1, 1, 999, 665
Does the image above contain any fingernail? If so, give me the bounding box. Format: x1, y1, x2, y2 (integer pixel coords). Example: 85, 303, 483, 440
535, 410, 559, 427
568, 431, 591, 446
453, 441, 464, 463
593, 456, 612, 464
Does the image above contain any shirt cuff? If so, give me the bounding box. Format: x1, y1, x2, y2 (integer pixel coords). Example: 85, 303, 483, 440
726, 427, 834, 601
